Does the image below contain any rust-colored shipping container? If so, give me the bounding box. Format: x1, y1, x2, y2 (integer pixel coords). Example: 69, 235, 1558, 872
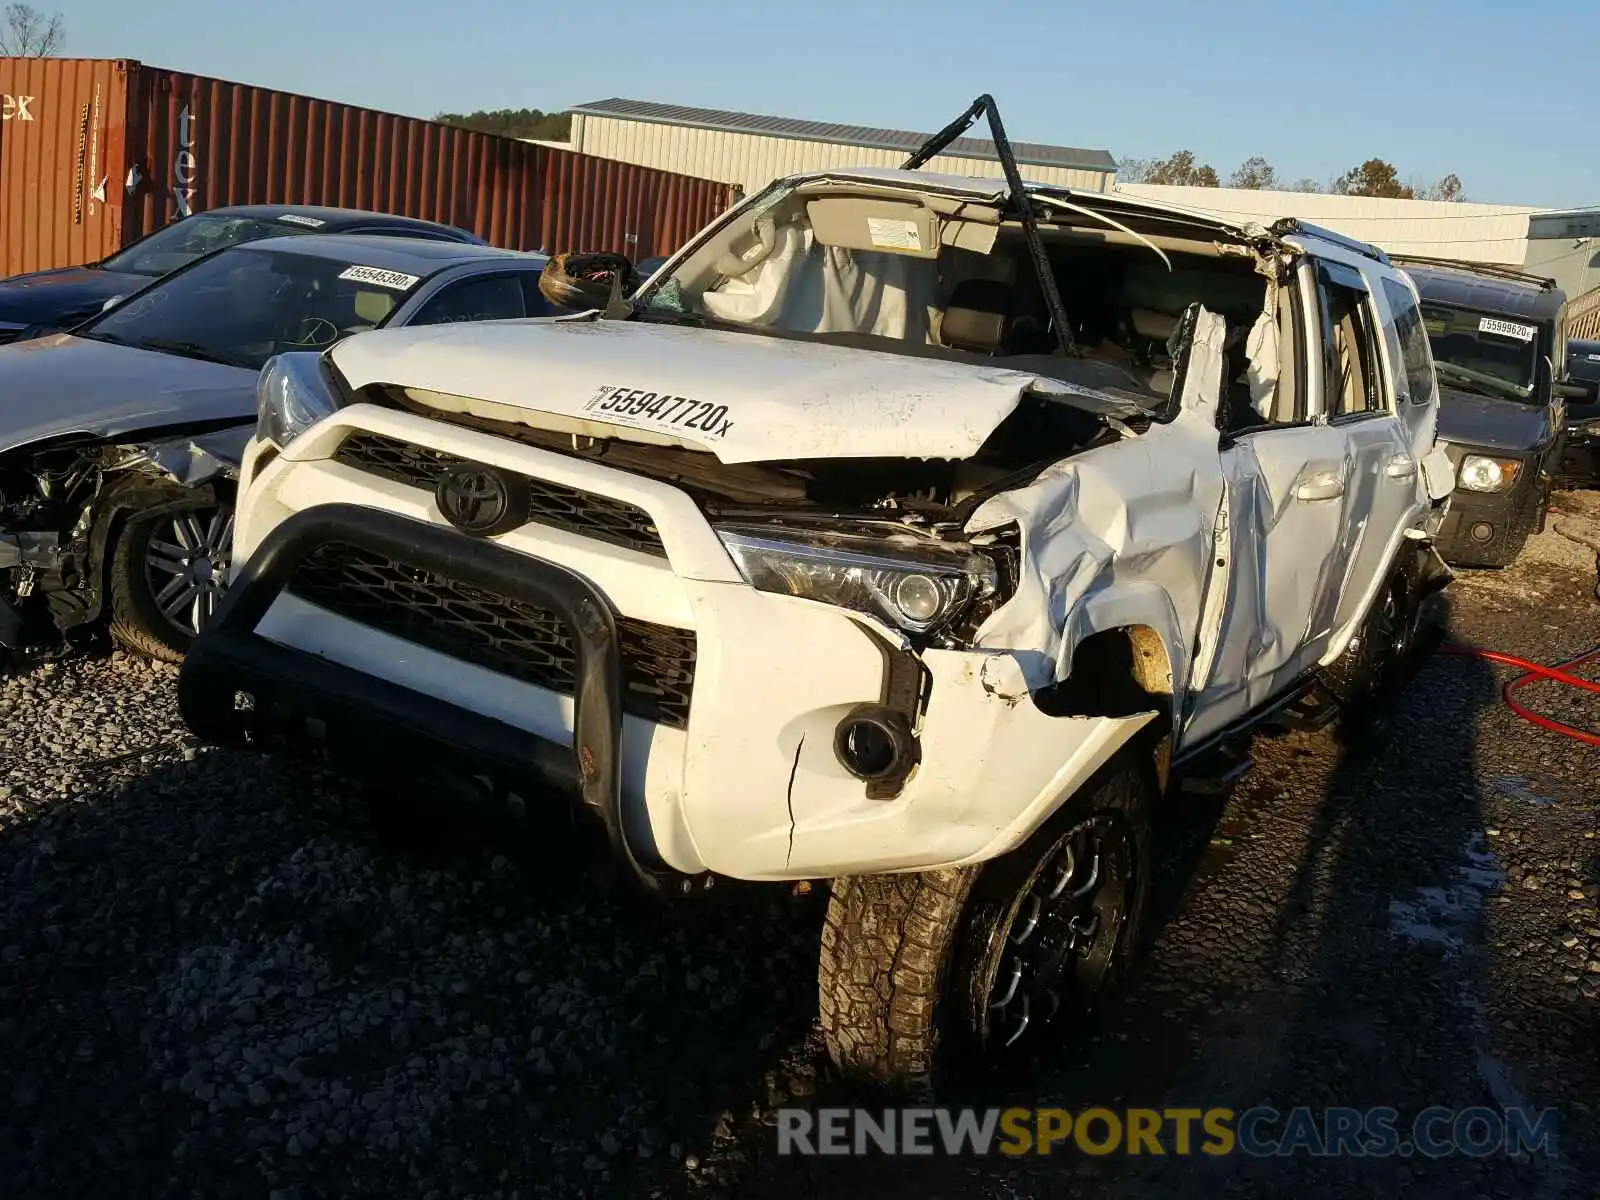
0, 57, 734, 276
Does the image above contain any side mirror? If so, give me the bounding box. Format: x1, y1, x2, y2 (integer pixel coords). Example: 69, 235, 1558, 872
537, 251, 635, 313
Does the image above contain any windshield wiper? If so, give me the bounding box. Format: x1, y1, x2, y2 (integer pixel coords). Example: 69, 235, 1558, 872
130, 338, 252, 369
1435, 361, 1532, 403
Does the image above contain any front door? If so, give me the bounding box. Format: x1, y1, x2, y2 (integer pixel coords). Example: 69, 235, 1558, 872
1182, 262, 1354, 748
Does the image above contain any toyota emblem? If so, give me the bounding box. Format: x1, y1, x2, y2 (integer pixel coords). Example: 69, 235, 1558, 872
435, 463, 530, 536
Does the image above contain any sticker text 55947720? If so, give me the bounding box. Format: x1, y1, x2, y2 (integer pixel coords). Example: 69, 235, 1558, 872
583, 386, 734, 439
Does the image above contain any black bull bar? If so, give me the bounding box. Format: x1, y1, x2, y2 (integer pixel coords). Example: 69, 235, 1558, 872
177, 503, 708, 895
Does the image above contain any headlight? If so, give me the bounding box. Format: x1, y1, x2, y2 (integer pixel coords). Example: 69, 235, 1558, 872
715, 524, 999, 636
1583, 421, 1600, 439
256, 351, 341, 448
1456, 454, 1522, 493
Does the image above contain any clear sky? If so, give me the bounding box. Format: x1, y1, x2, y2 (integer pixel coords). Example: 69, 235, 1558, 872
52, 0, 1598, 209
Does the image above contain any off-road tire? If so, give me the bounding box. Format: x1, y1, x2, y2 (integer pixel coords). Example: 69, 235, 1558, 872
818, 753, 1154, 1097
1319, 558, 1425, 747
108, 487, 233, 664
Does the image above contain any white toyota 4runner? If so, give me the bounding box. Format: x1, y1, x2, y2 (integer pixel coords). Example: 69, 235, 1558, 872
181, 99, 1456, 1092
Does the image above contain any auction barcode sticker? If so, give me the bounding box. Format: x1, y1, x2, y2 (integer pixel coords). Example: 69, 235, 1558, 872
866, 217, 922, 252
338, 265, 421, 291
1478, 316, 1536, 342
277, 213, 327, 227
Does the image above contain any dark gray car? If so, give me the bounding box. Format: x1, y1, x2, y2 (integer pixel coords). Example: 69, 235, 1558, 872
1394, 258, 1574, 568
0, 234, 553, 665
0, 205, 490, 346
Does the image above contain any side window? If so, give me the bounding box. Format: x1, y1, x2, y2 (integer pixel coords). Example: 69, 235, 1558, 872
1314, 262, 1387, 418
409, 274, 528, 326
1218, 274, 1307, 436
1381, 277, 1435, 404
519, 271, 552, 317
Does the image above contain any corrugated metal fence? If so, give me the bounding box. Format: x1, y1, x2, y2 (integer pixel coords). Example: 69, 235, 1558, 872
1, 58, 734, 276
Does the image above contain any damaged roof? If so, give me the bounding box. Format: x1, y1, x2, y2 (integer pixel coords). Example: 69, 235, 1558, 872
568, 98, 1118, 175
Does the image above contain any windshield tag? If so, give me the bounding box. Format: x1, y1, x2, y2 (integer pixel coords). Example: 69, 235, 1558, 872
1478, 316, 1536, 343
278, 213, 326, 227
338, 265, 421, 291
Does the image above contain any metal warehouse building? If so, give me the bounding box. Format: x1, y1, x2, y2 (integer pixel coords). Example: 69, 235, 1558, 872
565, 98, 1118, 198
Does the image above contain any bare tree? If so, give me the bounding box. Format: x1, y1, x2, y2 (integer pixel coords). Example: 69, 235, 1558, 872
1413, 172, 1466, 202
1288, 178, 1323, 193
0, 4, 64, 55
1115, 156, 1154, 184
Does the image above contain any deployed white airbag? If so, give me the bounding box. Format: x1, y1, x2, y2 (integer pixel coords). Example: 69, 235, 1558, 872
700, 218, 938, 344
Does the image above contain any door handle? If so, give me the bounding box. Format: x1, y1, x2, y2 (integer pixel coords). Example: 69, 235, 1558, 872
1294, 471, 1346, 502
1384, 453, 1417, 480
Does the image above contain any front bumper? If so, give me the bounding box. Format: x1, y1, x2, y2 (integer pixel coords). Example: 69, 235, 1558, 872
189, 404, 1153, 884
1556, 417, 1600, 487
1435, 480, 1539, 565
180, 501, 669, 873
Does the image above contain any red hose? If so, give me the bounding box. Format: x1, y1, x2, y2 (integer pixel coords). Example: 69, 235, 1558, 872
1439, 642, 1600, 747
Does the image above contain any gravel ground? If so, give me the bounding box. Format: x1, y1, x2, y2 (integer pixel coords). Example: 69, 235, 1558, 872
2, 495, 1597, 1198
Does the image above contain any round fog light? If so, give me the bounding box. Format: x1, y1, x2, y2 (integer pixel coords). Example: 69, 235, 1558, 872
833, 705, 917, 784
890, 574, 943, 624
841, 721, 896, 777
1470, 522, 1495, 543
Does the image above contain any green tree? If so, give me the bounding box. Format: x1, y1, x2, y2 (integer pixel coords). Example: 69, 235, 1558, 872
1331, 158, 1414, 199
434, 108, 572, 142
1228, 156, 1278, 190
1143, 149, 1220, 187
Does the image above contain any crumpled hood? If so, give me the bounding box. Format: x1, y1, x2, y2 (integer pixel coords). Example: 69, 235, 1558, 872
1435, 387, 1552, 454
0, 334, 257, 455
328, 317, 1113, 465
0, 266, 143, 330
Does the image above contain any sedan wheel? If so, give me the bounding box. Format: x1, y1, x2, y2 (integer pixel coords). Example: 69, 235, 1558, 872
109, 492, 235, 663
144, 508, 234, 636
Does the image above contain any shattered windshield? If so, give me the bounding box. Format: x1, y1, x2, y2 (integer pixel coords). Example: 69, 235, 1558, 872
1421, 302, 1541, 403
79, 246, 418, 370
634, 178, 1274, 422
101, 214, 313, 277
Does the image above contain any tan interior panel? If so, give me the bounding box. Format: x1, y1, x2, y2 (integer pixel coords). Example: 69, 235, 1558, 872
804, 198, 941, 259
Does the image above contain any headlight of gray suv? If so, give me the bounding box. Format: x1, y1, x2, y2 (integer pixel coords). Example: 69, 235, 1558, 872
715, 524, 999, 636
257, 352, 343, 449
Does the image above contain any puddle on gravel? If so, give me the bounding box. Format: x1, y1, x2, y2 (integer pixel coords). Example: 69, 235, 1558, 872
1493, 775, 1556, 807
1387, 831, 1503, 952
